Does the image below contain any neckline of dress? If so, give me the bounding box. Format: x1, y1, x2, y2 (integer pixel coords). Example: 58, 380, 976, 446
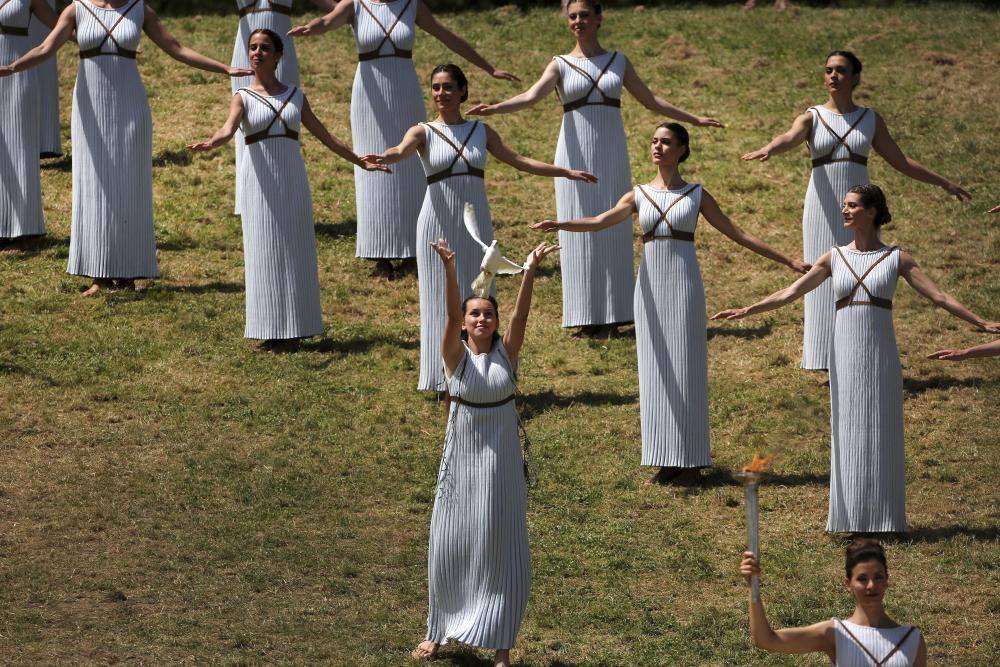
839, 618, 907, 631
643, 183, 694, 193
818, 105, 866, 117
248, 86, 294, 99
81, 0, 134, 10
430, 120, 472, 127
564, 50, 614, 60
843, 244, 892, 255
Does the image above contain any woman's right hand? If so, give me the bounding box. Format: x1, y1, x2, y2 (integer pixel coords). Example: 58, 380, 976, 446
0, 65, 14, 77
740, 551, 761, 583
430, 238, 456, 267
287, 24, 313, 37
742, 148, 770, 162
711, 307, 750, 320
466, 103, 498, 116
530, 219, 560, 232
187, 139, 221, 152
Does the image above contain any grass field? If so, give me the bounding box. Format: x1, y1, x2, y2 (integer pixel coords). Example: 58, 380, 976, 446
1, 2, 998, 665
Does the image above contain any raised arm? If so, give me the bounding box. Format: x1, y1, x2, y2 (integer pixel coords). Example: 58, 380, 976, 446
432, 240, 466, 376
144, 6, 248, 76
186, 93, 245, 152
899, 252, 999, 331
502, 242, 560, 364
0, 3, 75, 75
416, 1, 517, 81
711, 252, 833, 320
300, 94, 388, 171
740, 553, 836, 658
468, 60, 560, 116
871, 112, 970, 201
700, 190, 809, 273
287, 0, 353, 37
622, 56, 722, 128
531, 190, 635, 233
485, 125, 596, 182
742, 111, 813, 162
359, 124, 426, 167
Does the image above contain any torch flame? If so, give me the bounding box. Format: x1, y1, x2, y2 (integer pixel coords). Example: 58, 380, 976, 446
742, 453, 772, 474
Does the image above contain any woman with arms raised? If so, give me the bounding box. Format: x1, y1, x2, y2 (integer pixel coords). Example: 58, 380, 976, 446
365, 64, 595, 392
0, 0, 250, 295
534, 122, 806, 485
743, 50, 970, 370
471, 0, 722, 337
713, 185, 998, 533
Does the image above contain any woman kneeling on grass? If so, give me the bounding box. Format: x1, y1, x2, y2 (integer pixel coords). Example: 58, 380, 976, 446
740, 540, 926, 666
413, 238, 558, 667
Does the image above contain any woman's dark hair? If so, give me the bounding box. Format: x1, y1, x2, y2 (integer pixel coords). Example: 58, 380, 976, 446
848, 183, 892, 227
460, 294, 500, 343
562, 0, 602, 14
845, 539, 888, 579
249, 28, 284, 55
826, 50, 862, 76
655, 122, 691, 163
430, 64, 469, 103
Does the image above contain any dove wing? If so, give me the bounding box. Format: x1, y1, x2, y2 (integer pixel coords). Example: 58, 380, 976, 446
494, 255, 527, 275
463, 203, 488, 250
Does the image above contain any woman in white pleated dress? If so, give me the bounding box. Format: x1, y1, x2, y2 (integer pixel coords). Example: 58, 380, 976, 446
229, 0, 333, 215
740, 540, 927, 666
743, 50, 971, 371
364, 64, 595, 391
412, 237, 558, 667
27, 0, 62, 158
0, 0, 58, 251
289, 0, 517, 281
714, 185, 998, 533
1, 0, 249, 296
470, 0, 722, 337
189, 29, 384, 350
534, 123, 806, 486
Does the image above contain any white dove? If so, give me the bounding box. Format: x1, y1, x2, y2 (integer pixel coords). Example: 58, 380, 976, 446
464, 202, 527, 297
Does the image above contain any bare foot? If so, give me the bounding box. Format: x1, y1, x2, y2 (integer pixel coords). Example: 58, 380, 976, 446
494, 648, 510, 667
80, 279, 113, 297
645, 467, 681, 485
370, 259, 394, 282
411, 640, 439, 660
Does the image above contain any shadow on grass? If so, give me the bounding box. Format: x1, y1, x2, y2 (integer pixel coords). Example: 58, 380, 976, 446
904, 524, 1000, 544
0, 362, 60, 386
300, 332, 419, 356
433, 651, 582, 667
40, 155, 72, 172
158, 237, 201, 252
0, 235, 68, 256
693, 467, 828, 490
144, 281, 245, 295
520, 389, 637, 418
903, 375, 1000, 395
707, 321, 774, 340
315, 220, 357, 238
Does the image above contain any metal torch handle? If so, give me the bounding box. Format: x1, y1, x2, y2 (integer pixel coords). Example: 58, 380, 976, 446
745, 483, 761, 602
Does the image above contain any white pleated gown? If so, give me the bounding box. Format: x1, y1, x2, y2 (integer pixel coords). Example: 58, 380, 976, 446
27, 0, 61, 157
351, 0, 424, 259
416, 121, 493, 391
833, 619, 921, 666
554, 51, 633, 327
802, 105, 874, 369
427, 342, 530, 651
231, 0, 299, 215
236, 86, 323, 340
0, 0, 44, 240
827, 246, 905, 533
69, 0, 158, 279
634, 185, 711, 468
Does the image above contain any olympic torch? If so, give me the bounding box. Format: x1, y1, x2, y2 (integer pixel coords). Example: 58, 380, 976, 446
739, 453, 771, 602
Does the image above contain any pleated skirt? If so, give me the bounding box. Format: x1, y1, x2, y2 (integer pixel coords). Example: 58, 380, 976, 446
0, 33, 44, 239
827, 307, 905, 533
635, 241, 711, 467
554, 106, 633, 327
238, 138, 323, 340
801, 162, 869, 369
351, 58, 425, 259
28, 0, 62, 158
68, 58, 157, 279
426, 403, 530, 650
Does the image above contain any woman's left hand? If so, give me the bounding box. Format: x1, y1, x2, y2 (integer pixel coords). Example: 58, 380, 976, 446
491, 68, 520, 82
529, 219, 560, 232
187, 139, 221, 152
566, 170, 598, 184
711, 307, 749, 320
0, 65, 14, 77
431, 238, 456, 267
789, 259, 811, 274
525, 241, 560, 270
981, 321, 1000, 334
943, 181, 972, 202
227, 66, 253, 77
359, 155, 391, 172
695, 116, 725, 129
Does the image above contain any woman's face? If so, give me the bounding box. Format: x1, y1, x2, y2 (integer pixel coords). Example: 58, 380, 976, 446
650, 127, 686, 166
430, 72, 465, 112
462, 298, 499, 342
845, 560, 889, 606
248, 34, 280, 72
824, 55, 858, 94
565, 2, 601, 40
842, 192, 875, 229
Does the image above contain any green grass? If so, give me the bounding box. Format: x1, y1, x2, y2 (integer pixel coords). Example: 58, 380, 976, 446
2, 3, 999, 665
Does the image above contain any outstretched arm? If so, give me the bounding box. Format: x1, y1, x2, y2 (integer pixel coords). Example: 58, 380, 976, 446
740, 553, 836, 658
416, 1, 517, 81
503, 242, 560, 364
485, 125, 596, 181
929, 338, 1000, 361
872, 113, 970, 201
187, 93, 245, 151
144, 6, 249, 76
711, 252, 833, 320
301, 95, 388, 171
899, 252, 999, 331
468, 60, 560, 116
288, 0, 353, 37
531, 190, 635, 233
0, 3, 75, 75
700, 190, 809, 273
359, 124, 425, 167
432, 240, 467, 377
623, 57, 722, 128
742, 111, 812, 162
